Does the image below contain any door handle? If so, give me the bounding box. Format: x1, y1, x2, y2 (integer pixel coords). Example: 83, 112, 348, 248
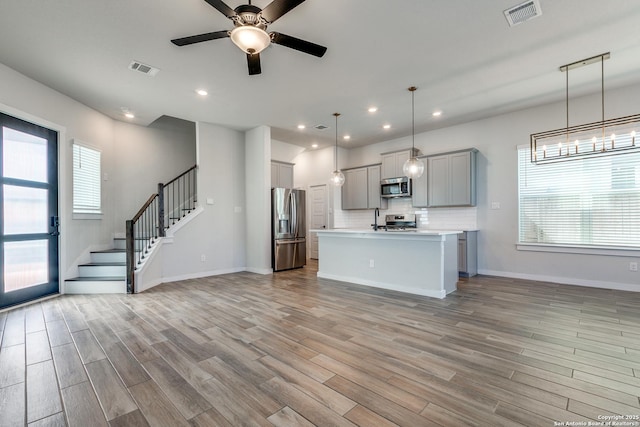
50, 216, 60, 236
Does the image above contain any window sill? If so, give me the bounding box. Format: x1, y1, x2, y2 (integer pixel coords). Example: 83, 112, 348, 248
73, 212, 103, 220
517, 243, 640, 257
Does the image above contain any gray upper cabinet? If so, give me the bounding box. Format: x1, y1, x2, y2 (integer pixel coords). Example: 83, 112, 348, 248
367, 165, 383, 209
411, 156, 428, 207
427, 148, 477, 207
381, 150, 411, 179
342, 168, 368, 210
271, 161, 294, 188
342, 164, 387, 210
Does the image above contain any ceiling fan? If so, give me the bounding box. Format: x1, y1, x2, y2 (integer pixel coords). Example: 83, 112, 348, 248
171, 0, 327, 75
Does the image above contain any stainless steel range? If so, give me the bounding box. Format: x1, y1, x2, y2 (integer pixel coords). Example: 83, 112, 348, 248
384, 213, 417, 231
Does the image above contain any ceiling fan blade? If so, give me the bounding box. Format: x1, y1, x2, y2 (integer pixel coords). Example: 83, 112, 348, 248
171, 30, 229, 46
270, 32, 327, 57
203, 0, 236, 18
247, 53, 262, 75
260, 0, 306, 23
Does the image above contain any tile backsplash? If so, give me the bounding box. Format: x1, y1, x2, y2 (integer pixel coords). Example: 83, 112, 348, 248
334, 198, 477, 230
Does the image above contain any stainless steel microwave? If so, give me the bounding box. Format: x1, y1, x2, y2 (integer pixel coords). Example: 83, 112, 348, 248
381, 177, 411, 198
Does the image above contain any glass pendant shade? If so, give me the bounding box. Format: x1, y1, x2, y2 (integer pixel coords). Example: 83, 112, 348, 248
230, 26, 271, 54
330, 170, 345, 186
403, 156, 424, 179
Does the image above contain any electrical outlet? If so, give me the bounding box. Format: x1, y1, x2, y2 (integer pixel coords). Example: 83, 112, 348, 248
200, 254, 206, 262
369, 259, 374, 268
630, 262, 638, 272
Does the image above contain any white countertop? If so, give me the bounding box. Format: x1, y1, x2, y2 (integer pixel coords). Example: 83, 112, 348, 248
312, 228, 462, 236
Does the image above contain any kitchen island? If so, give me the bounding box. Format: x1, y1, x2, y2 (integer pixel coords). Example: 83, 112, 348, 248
312, 228, 460, 299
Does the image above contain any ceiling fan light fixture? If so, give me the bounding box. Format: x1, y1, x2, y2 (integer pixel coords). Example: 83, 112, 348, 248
230, 25, 271, 54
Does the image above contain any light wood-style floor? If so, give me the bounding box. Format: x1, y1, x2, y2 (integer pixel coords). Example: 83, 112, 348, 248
1, 261, 640, 426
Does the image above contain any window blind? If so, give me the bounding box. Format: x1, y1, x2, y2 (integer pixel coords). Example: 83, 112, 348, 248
73, 143, 101, 213
518, 147, 640, 248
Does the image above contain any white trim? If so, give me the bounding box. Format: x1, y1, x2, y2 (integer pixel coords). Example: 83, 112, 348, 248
478, 269, 640, 293
516, 242, 640, 257
72, 212, 103, 220
317, 271, 448, 299
165, 206, 204, 237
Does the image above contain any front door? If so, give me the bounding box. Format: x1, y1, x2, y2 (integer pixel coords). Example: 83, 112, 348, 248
0, 112, 59, 309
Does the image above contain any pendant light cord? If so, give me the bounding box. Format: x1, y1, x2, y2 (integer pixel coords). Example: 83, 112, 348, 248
333, 112, 340, 170
409, 86, 417, 153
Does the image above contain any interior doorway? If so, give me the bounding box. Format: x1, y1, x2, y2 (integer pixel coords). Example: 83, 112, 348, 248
308, 184, 327, 260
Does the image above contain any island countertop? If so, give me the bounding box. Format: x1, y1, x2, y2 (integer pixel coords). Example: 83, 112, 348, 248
311, 228, 462, 236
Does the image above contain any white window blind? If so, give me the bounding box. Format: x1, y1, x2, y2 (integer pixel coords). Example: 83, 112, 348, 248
518, 147, 640, 248
73, 143, 101, 213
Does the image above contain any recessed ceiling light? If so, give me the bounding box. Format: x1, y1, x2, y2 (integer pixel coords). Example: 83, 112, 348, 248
196, 89, 208, 96
343, 135, 351, 140
297, 124, 306, 129
368, 107, 378, 113
383, 124, 391, 129
311, 143, 318, 148
432, 111, 442, 117
124, 112, 135, 119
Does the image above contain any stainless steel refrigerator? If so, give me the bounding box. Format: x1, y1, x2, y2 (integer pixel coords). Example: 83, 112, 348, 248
272, 188, 306, 272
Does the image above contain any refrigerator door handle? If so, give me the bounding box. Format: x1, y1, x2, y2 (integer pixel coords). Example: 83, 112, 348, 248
276, 239, 306, 244
291, 191, 297, 237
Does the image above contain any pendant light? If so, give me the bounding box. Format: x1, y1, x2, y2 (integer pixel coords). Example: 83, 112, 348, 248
531, 52, 640, 164
330, 112, 345, 186
402, 86, 424, 179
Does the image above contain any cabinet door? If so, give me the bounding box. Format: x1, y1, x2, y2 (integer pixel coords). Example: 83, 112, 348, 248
381, 154, 396, 179
458, 233, 467, 273
449, 151, 471, 206
427, 155, 449, 207
342, 168, 368, 210
367, 165, 381, 208
278, 163, 294, 189
412, 163, 428, 207
395, 150, 410, 177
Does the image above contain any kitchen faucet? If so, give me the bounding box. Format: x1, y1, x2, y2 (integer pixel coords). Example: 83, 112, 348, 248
372, 207, 380, 231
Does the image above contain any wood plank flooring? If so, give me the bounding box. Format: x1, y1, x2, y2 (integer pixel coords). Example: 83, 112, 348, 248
1, 261, 640, 426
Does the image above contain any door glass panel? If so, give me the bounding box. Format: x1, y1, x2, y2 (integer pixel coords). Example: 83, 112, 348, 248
4, 240, 49, 292
3, 127, 48, 182
3, 185, 48, 234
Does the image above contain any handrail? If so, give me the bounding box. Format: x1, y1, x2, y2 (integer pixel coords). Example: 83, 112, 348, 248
126, 164, 198, 293
131, 194, 158, 223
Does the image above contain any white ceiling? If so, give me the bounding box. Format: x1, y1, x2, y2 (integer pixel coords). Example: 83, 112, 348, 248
1, 0, 640, 150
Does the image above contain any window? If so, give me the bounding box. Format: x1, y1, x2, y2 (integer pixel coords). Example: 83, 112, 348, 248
73, 142, 101, 214
518, 147, 640, 249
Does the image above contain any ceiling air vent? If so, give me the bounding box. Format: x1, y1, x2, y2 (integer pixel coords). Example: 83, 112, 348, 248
128, 60, 160, 77
504, 0, 542, 26
314, 124, 329, 131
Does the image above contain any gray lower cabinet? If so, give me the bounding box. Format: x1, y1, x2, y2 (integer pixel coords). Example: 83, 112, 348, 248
342, 164, 386, 210
427, 149, 477, 207
458, 231, 477, 277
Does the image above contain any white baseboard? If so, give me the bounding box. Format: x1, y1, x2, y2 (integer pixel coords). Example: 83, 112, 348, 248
478, 269, 640, 293
317, 271, 448, 299
246, 267, 273, 275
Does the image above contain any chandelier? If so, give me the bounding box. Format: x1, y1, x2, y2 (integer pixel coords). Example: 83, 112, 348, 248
530, 53, 639, 164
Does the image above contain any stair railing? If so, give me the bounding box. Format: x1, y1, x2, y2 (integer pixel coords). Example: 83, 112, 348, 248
126, 164, 197, 293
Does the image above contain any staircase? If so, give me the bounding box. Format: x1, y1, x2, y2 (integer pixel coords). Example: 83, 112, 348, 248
64, 238, 127, 294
